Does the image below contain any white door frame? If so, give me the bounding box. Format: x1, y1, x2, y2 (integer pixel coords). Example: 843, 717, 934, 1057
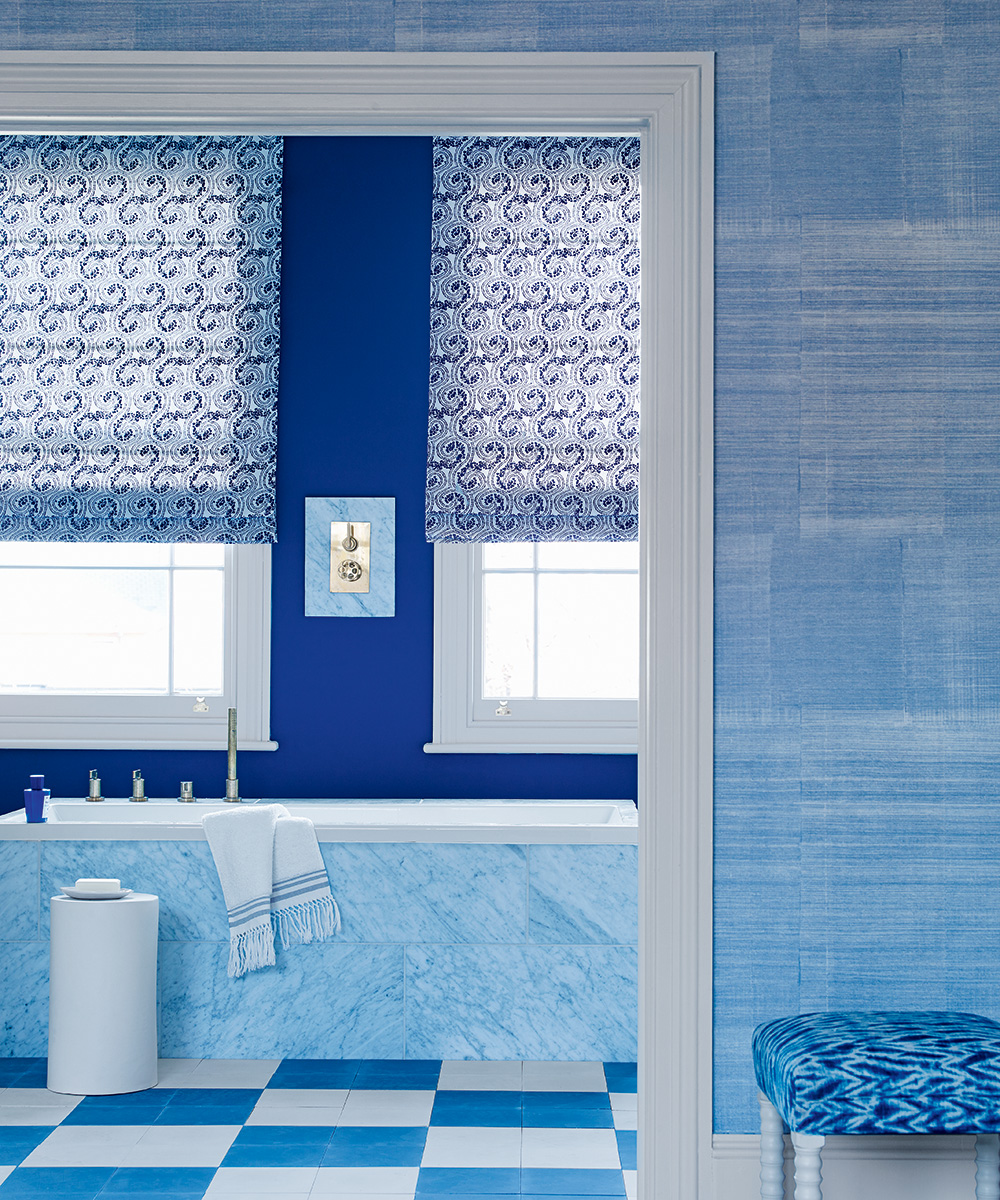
0, 51, 715, 1200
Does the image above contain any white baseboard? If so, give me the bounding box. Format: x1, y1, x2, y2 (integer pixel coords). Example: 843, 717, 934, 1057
712, 1133, 979, 1200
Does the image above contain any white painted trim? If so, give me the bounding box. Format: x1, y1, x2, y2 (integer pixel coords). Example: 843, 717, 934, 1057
0, 544, 274, 751
711, 1134, 980, 1200
0, 53, 714, 1200
427, 544, 639, 753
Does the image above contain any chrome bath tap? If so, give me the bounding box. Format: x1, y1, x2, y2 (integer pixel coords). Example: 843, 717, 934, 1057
225, 707, 240, 802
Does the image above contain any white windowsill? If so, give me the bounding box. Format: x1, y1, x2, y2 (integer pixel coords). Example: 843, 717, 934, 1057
0, 738, 279, 751
423, 741, 637, 754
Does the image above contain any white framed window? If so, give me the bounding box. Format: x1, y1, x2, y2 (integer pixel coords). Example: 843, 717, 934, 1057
426, 541, 638, 754
0, 542, 274, 751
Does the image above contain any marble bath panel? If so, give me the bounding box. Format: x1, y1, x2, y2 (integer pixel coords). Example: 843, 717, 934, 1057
158, 941, 404, 1059
404, 944, 637, 1061
40, 841, 225, 942
527, 844, 637, 945
321, 842, 527, 943
1, 842, 40, 941
0, 941, 48, 1057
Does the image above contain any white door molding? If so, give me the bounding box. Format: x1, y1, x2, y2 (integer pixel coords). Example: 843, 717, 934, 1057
0, 51, 715, 1200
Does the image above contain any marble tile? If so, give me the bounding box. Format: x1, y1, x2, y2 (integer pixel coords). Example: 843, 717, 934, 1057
528, 845, 637, 945
404, 946, 637, 1061
321, 843, 527, 944
1, 843, 40, 941
40, 841, 225, 942
304, 497, 395, 617
0, 942, 48, 1057
159, 942, 404, 1059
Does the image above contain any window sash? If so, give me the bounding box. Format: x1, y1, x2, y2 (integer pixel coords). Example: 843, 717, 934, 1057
0, 544, 274, 750
426, 543, 638, 754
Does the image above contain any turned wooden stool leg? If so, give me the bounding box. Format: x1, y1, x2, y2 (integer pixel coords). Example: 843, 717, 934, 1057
759, 1093, 785, 1200
791, 1132, 824, 1200
976, 1133, 1000, 1200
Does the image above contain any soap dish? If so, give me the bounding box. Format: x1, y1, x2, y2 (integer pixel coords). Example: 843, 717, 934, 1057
59, 886, 132, 901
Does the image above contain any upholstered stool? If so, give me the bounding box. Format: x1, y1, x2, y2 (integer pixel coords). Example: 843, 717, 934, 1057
753, 1011, 1000, 1200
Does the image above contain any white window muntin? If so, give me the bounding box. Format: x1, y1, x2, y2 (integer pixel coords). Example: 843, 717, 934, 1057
0, 544, 274, 751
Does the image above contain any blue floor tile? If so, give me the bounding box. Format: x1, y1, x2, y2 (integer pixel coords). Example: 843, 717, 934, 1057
6, 1064, 49, 1090
0, 1129, 55, 1167
0, 1166, 115, 1198
228, 1125, 334, 1146
324, 1125, 427, 1167
221, 1142, 329, 1167
353, 1060, 442, 1089
98, 1167, 217, 1194
520, 1168, 627, 1196
602, 1063, 637, 1092
62, 1100, 168, 1125
267, 1059, 361, 1088
163, 1089, 261, 1106
615, 1130, 636, 1170
0, 1061, 42, 1087
416, 1167, 521, 1194
522, 1092, 613, 1128
430, 1091, 523, 1127
155, 1103, 257, 1125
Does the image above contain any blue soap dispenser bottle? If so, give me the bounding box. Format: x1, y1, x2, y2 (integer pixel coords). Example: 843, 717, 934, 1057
24, 775, 50, 824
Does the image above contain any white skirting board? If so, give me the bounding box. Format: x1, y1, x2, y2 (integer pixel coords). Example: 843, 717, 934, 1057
712, 1134, 979, 1200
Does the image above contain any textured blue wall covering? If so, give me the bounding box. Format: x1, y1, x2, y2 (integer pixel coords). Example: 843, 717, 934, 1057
2, 1, 998, 1136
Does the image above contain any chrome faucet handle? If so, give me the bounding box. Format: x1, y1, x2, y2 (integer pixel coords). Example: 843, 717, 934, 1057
131, 769, 147, 803
88, 770, 103, 802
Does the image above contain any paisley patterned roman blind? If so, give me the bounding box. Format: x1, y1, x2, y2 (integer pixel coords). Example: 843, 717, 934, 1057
425, 135, 639, 543
0, 135, 282, 542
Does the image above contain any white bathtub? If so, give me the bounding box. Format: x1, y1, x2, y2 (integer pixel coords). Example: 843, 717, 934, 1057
0, 798, 637, 844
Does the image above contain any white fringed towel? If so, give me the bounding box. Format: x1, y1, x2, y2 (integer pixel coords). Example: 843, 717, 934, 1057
271, 814, 341, 949
203, 804, 340, 977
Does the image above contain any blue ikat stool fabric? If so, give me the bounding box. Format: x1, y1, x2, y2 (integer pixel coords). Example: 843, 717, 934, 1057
753, 1011, 1000, 1135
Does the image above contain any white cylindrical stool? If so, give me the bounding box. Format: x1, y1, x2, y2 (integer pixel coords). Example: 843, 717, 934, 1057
48, 893, 158, 1095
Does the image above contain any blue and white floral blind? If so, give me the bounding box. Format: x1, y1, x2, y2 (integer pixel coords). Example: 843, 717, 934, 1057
0, 135, 282, 542
426, 135, 640, 543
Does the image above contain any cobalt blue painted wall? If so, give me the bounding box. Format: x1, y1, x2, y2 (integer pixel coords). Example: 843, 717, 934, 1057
0, 137, 637, 810
4, 0, 1000, 1136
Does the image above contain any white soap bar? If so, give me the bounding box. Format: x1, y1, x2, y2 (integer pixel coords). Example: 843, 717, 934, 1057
75, 877, 120, 892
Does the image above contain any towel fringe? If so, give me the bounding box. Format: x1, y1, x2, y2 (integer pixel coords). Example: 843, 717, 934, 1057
228, 921, 276, 978
272, 894, 341, 949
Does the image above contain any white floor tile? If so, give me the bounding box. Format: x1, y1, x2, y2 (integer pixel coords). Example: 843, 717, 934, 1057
613, 1108, 637, 1129
624, 1167, 638, 1198
610, 1090, 638, 1112
521, 1061, 607, 1092
0, 1166, 12, 1185
311, 1166, 420, 1194
246, 1104, 345, 1126
257, 1088, 350, 1108
521, 1126, 622, 1169
0, 1104, 86, 1127
181, 1058, 281, 1088
155, 1058, 203, 1087
0, 1088, 83, 1108
310, 1194, 413, 1200
121, 1123, 242, 1167
436, 1060, 523, 1091
21, 1124, 148, 1167
338, 1090, 434, 1127
421, 1125, 521, 1168
206, 1166, 319, 1194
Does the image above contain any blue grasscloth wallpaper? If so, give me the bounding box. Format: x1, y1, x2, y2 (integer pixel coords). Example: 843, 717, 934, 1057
3, 0, 999, 1136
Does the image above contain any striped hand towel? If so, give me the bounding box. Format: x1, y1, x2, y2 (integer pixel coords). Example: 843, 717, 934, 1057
271, 814, 340, 949
203, 804, 339, 977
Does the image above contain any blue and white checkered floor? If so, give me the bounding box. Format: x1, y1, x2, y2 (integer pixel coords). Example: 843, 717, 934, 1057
0, 1058, 637, 1199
